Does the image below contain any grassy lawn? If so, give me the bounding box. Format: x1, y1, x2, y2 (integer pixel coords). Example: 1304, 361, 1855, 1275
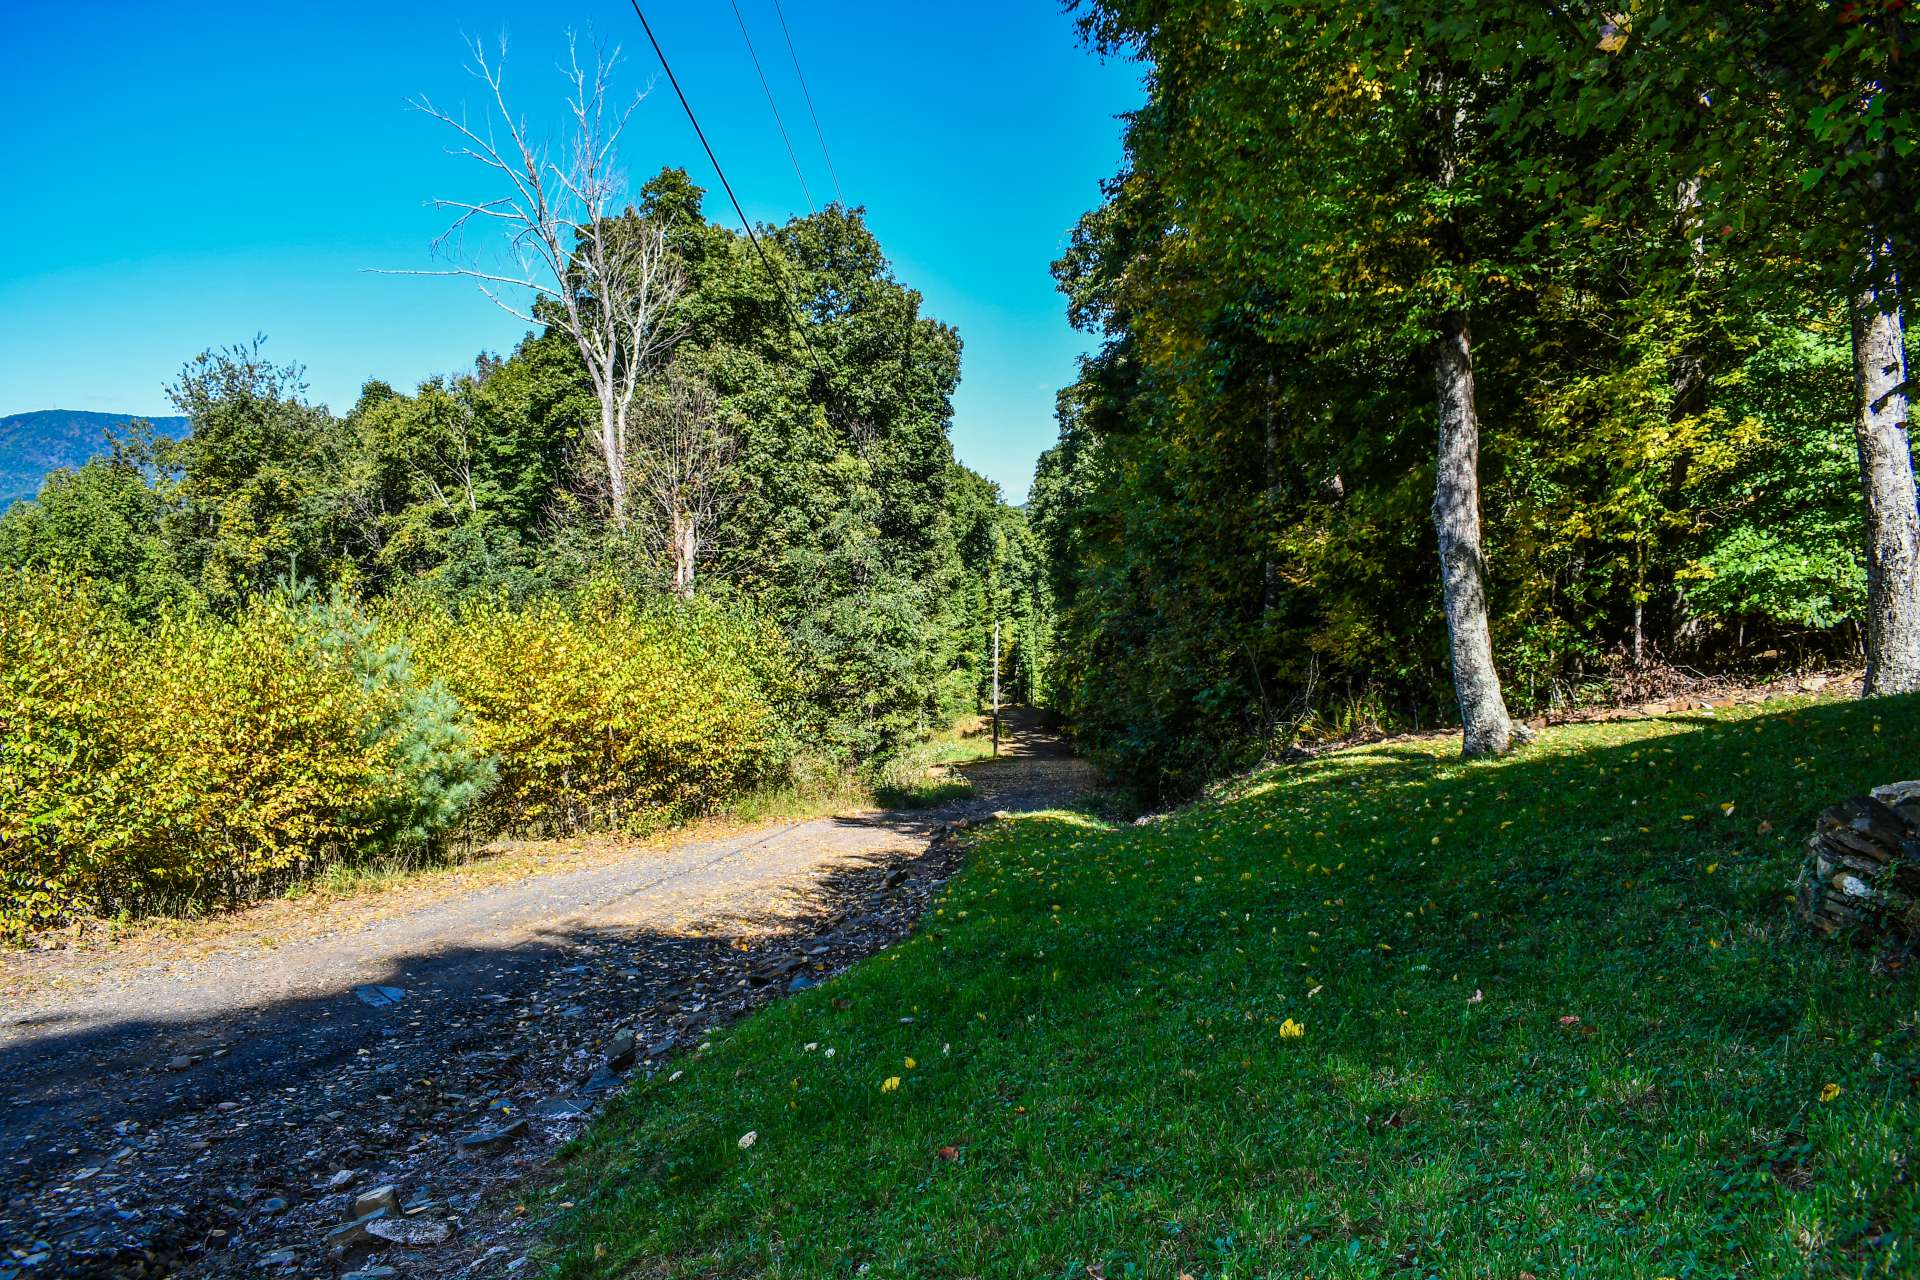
548, 695, 1920, 1279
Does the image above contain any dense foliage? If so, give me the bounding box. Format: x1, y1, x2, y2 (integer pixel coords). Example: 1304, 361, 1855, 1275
0, 178, 1044, 932
1, 176, 1036, 754
399, 588, 792, 834
0, 574, 492, 935
1035, 1, 1920, 797
0, 571, 804, 937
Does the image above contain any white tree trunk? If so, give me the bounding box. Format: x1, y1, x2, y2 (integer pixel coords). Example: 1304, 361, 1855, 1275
401, 37, 683, 537
1432, 309, 1515, 756
1850, 244, 1920, 695
603, 402, 628, 527
669, 506, 696, 597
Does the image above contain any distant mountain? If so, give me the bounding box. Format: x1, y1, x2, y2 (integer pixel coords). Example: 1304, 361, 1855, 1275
0, 410, 190, 506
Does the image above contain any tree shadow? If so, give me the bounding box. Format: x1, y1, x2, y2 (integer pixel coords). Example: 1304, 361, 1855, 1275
0, 818, 994, 1276
10, 695, 1891, 1276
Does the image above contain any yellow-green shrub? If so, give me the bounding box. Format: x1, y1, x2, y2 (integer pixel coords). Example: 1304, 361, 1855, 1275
402, 589, 792, 832
122, 601, 412, 896
1, 572, 790, 937
0, 574, 145, 933
0, 575, 491, 935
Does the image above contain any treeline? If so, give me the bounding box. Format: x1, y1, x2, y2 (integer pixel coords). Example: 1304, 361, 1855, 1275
0, 172, 1049, 933
1034, 1, 1919, 798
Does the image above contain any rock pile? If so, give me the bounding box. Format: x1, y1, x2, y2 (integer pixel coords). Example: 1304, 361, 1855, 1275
1797, 781, 1920, 940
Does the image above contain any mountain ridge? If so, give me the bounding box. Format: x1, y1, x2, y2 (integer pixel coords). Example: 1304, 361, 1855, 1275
0, 410, 190, 505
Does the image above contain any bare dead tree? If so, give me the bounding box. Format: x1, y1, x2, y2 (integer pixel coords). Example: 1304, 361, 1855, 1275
392, 33, 684, 528
632, 365, 738, 596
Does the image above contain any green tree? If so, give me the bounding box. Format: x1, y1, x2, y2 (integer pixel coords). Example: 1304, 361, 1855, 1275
0, 423, 189, 619
1509, 2, 1920, 690
161, 343, 349, 606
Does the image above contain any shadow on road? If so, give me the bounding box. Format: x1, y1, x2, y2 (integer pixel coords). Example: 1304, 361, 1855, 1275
0, 708, 1097, 1278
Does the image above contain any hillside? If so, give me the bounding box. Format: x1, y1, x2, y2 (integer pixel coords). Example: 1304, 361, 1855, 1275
552, 695, 1920, 1278
0, 410, 188, 505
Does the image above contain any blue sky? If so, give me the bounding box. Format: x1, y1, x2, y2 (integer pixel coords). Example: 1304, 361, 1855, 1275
0, 2, 1140, 501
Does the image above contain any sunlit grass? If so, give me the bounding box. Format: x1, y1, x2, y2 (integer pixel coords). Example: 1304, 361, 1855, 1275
549, 694, 1920, 1279
870, 717, 998, 809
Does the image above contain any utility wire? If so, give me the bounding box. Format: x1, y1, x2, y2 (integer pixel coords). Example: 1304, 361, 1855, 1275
730, 0, 814, 213
770, 0, 846, 206
626, 0, 829, 384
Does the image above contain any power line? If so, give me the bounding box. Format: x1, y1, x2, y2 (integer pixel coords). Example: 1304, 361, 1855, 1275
626, 1, 829, 385
769, 0, 846, 206
729, 0, 814, 213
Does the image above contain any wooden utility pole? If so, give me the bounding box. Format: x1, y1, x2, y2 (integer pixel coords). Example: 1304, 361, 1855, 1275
992, 616, 1001, 756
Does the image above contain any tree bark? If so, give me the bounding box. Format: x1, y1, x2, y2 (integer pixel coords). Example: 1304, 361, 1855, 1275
1261, 370, 1282, 617
1432, 309, 1515, 756
1849, 243, 1920, 696
602, 403, 628, 528
668, 506, 696, 597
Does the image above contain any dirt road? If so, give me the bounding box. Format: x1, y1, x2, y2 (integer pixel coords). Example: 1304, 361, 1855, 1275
0, 712, 1094, 1278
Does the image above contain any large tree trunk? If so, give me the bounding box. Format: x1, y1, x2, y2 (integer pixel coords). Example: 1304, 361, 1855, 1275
1261, 370, 1282, 618
1849, 243, 1920, 696
1432, 309, 1515, 756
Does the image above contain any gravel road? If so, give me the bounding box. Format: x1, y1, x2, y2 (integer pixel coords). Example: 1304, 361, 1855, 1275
0, 712, 1094, 1279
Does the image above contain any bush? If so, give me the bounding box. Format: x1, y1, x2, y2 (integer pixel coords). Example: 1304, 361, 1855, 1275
301, 594, 496, 852
400, 586, 793, 832
1, 572, 796, 937
0, 574, 143, 934
0, 574, 490, 935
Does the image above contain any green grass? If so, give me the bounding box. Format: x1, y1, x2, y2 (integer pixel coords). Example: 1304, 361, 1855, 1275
547, 695, 1920, 1279
870, 718, 997, 809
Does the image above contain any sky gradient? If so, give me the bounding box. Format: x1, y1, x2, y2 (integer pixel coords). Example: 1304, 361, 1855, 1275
0, 2, 1141, 501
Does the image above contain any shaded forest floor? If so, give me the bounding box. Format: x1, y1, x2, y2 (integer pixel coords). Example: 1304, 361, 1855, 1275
543, 692, 1920, 1280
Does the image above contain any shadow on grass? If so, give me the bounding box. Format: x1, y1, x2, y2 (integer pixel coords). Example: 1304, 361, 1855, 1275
0, 786, 1075, 1276
544, 693, 1920, 1279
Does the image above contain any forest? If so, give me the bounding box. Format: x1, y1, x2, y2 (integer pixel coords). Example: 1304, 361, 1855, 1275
5, 8, 1920, 1278
1033, 0, 1920, 798
0, 167, 1048, 934
6, 3, 1920, 922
